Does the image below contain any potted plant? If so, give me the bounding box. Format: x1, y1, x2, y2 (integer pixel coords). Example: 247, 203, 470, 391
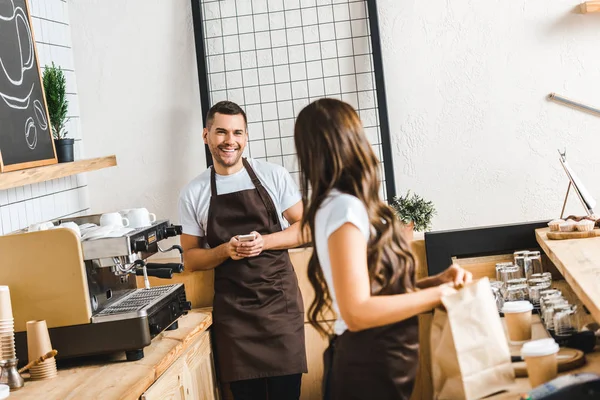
390, 190, 436, 241
42, 62, 73, 162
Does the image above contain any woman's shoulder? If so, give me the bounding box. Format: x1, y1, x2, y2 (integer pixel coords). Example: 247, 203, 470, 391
317, 190, 370, 238
321, 190, 365, 212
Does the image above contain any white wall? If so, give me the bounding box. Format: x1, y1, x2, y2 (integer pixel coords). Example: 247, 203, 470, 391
378, 0, 600, 229
69, 0, 600, 231
0, 0, 89, 235
68, 0, 205, 225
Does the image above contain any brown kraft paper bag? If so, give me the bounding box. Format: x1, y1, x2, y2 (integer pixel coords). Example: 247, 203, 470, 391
431, 277, 515, 399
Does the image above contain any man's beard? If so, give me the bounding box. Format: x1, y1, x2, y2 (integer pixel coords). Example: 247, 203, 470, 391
213, 145, 243, 167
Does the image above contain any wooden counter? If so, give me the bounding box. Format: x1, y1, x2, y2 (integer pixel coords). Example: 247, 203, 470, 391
536, 227, 600, 324
10, 310, 214, 400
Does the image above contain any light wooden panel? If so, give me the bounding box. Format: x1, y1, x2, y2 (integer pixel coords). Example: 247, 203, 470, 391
0, 229, 91, 332
301, 322, 332, 400
412, 233, 428, 281
536, 227, 600, 325
142, 331, 217, 400
137, 259, 214, 309
290, 248, 337, 322
452, 253, 513, 280
0, 155, 116, 190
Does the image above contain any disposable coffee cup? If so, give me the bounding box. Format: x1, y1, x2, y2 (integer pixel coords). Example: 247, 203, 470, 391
26, 320, 53, 362
0, 287, 13, 321
502, 301, 533, 342
521, 338, 559, 388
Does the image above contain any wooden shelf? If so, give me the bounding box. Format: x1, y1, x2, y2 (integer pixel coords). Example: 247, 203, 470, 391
0, 155, 117, 190
536, 227, 600, 324
581, 1, 600, 13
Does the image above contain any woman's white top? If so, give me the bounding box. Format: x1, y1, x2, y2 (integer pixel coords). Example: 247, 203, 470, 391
314, 189, 370, 335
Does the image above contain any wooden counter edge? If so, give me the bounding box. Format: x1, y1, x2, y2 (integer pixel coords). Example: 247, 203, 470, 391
151, 309, 213, 381
10, 309, 212, 400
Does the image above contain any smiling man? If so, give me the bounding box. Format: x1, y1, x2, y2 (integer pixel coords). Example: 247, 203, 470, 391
178, 101, 307, 400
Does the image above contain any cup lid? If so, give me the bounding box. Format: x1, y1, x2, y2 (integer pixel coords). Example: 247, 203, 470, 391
521, 339, 559, 358
502, 301, 533, 313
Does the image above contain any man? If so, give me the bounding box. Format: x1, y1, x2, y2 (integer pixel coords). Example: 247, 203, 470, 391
178, 101, 307, 400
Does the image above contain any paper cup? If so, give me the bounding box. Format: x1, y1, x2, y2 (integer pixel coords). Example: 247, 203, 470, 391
503, 301, 533, 342
26, 320, 52, 362
521, 339, 559, 388
30, 357, 57, 380
0, 287, 13, 321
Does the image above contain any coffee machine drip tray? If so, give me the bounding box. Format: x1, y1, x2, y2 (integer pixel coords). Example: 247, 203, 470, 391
92, 284, 181, 323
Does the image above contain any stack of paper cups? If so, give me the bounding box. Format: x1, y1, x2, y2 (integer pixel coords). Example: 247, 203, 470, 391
26, 320, 57, 380
0, 286, 16, 361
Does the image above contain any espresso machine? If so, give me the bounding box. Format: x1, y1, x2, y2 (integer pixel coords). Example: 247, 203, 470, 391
0, 214, 191, 362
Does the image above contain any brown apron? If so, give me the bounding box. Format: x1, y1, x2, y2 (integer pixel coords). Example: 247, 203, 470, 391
206, 158, 307, 383
324, 254, 419, 400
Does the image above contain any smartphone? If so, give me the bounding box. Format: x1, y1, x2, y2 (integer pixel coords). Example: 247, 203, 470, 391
237, 233, 256, 242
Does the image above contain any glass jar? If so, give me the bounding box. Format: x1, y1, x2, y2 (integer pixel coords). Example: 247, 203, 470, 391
529, 282, 551, 307
554, 304, 578, 338
542, 298, 569, 330
506, 278, 529, 301
530, 272, 552, 286
490, 281, 504, 312
540, 291, 563, 315
500, 265, 522, 283
505, 284, 529, 302
514, 255, 528, 278
526, 251, 543, 276
539, 289, 561, 310
513, 250, 529, 263
495, 262, 514, 282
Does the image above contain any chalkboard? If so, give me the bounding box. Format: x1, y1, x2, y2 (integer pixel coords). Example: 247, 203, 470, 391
0, 0, 56, 172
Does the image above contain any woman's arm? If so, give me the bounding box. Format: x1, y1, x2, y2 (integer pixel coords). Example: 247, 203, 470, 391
329, 223, 461, 332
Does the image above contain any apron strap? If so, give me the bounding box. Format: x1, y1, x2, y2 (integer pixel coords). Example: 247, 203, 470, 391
242, 158, 280, 226
209, 166, 217, 196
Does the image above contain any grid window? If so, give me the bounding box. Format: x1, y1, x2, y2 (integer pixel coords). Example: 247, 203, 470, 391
201, 0, 389, 198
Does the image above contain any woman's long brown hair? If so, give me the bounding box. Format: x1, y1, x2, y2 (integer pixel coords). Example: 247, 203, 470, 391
294, 98, 416, 337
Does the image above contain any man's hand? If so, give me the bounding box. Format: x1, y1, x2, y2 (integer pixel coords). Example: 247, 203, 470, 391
228, 236, 245, 260
235, 231, 264, 258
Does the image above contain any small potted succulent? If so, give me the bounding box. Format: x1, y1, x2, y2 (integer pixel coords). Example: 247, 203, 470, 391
43, 62, 73, 162
390, 190, 437, 241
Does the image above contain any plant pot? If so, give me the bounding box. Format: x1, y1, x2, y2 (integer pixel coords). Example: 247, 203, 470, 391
54, 138, 74, 163
401, 221, 415, 242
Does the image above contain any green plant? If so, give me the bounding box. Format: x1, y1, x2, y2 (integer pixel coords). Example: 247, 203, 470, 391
42, 62, 69, 139
390, 190, 437, 232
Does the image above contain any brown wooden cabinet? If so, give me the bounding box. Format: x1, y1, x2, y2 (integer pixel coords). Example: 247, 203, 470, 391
142, 331, 218, 400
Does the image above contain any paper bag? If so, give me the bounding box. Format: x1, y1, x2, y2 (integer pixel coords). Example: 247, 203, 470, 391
431, 277, 515, 400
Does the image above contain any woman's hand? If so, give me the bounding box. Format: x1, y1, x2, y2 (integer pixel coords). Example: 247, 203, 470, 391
436, 264, 473, 286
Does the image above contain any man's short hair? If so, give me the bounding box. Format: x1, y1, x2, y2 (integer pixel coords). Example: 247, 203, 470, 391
206, 101, 247, 129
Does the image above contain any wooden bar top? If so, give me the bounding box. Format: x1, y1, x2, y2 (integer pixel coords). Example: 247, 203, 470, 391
10, 309, 212, 400
535, 227, 600, 325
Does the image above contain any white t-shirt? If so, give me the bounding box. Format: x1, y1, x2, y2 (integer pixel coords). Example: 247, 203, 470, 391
178, 158, 301, 239
314, 189, 370, 335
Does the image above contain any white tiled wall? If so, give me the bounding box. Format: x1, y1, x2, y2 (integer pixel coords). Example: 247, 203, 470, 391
201, 0, 386, 198
0, 0, 89, 235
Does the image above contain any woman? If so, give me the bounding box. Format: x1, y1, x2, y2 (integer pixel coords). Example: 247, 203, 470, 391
293, 98, 472, 400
